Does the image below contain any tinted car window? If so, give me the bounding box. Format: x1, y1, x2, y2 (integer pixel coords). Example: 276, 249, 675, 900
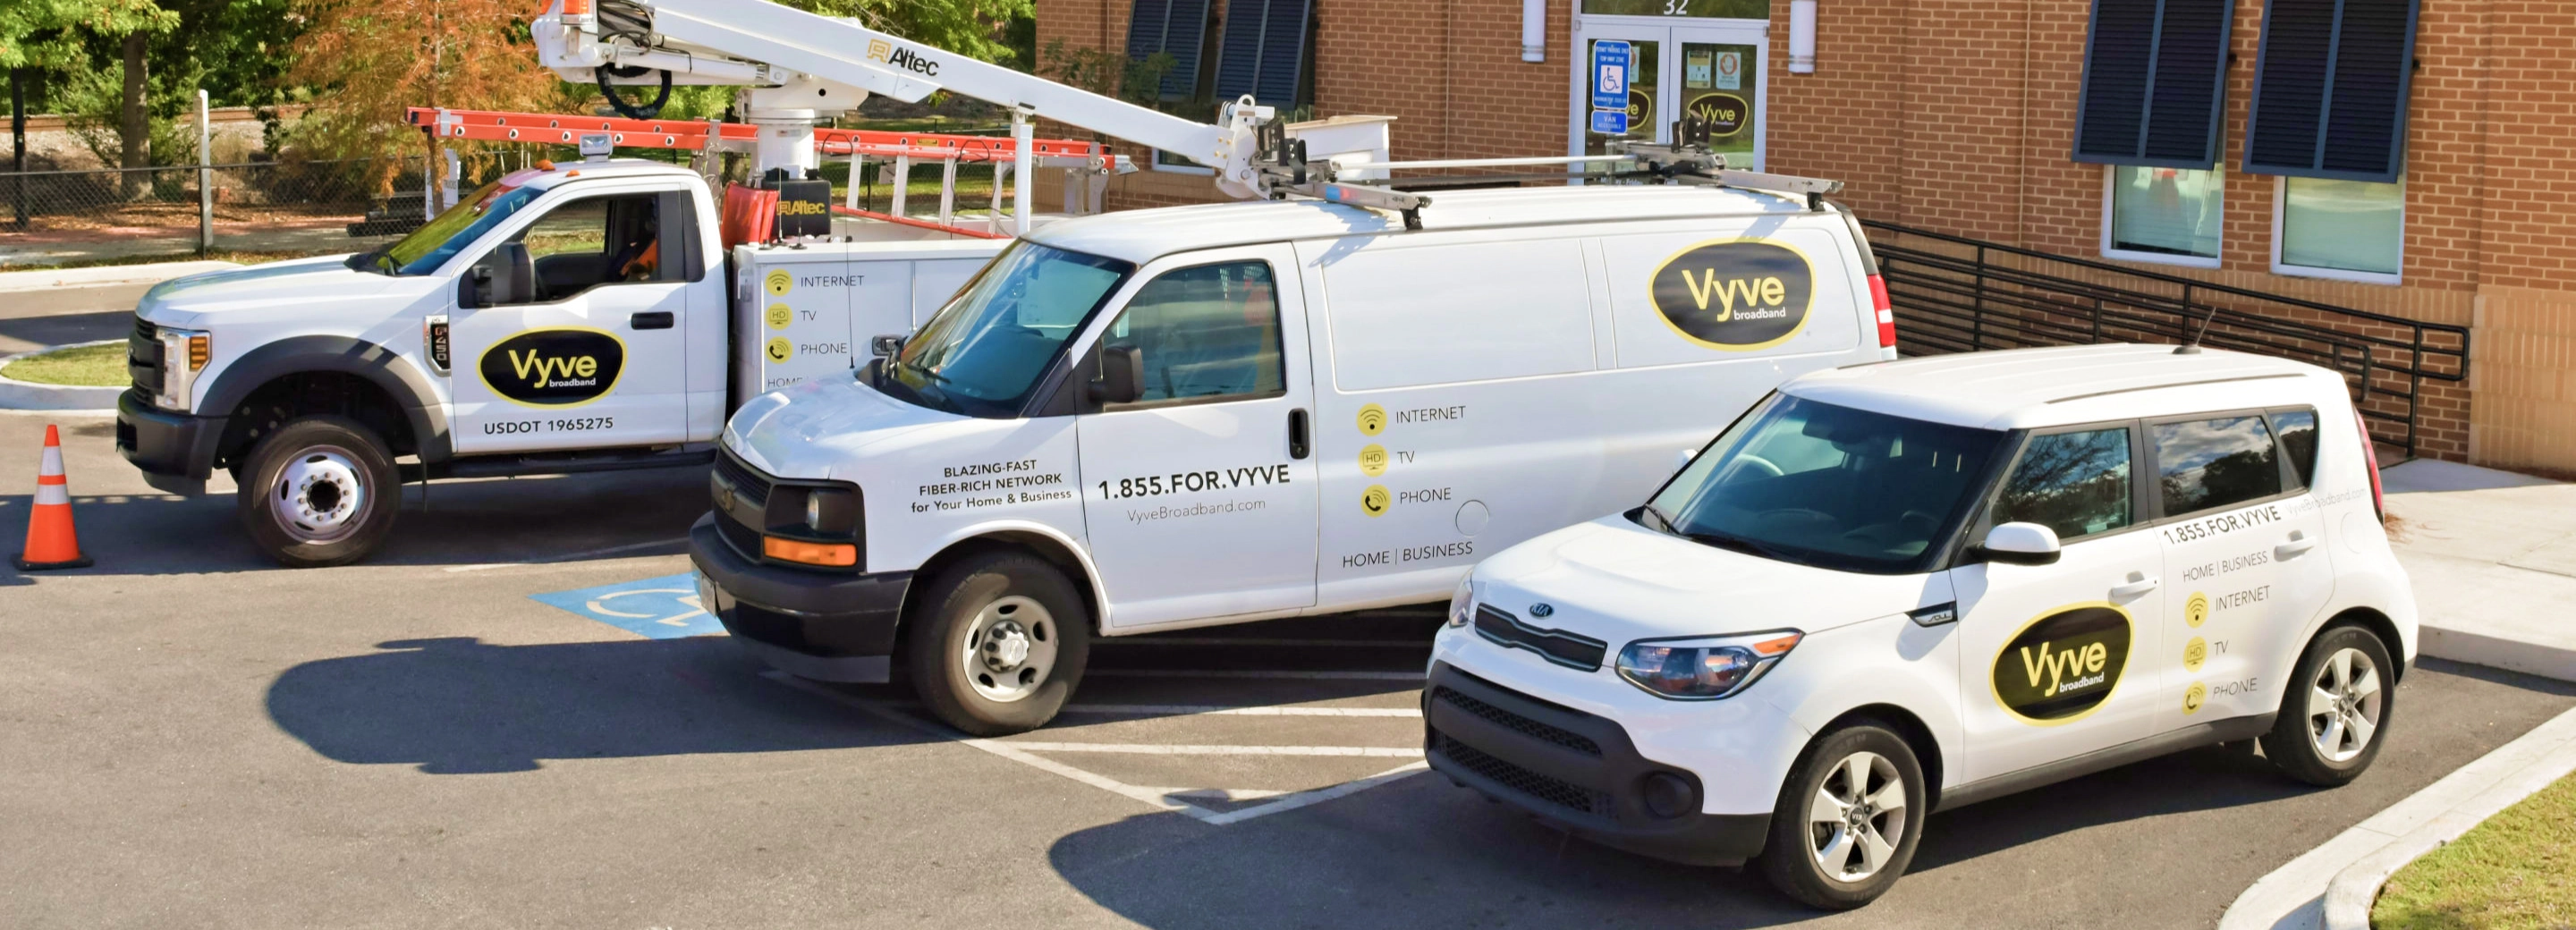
2154, 416, 2282, 514
1990, 427, 2132, 541
1103, 261, 1284, 404
2272, 410, 2319, 488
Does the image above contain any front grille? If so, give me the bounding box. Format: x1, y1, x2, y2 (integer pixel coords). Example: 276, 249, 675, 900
1473, 605, 1608, 671
715, 508, 764, 560
714, 451, 772, 509
1436, 731, 1611, 816
1433, 685, 1602, 757
128, 318, 162, 393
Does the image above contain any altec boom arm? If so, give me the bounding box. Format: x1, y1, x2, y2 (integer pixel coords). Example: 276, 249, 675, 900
533, 0, 1271, 199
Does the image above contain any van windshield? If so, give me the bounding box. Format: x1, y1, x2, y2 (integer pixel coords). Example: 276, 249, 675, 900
1641, 393, 2007, 574
886, 241, 1133, 417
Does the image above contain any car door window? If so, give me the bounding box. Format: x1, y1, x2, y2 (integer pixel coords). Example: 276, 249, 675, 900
1102, 261, 1284, 404
2153, 415, 2282, 515
2270, 409, 2320, 488
1989, 427, 2132, 541
498, 194, 665, 304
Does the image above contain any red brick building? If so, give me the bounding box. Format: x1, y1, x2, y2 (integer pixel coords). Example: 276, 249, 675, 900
1035, 0, 2576, 475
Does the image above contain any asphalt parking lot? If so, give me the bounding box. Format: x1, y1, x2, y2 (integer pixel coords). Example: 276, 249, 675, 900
6, 409, 2574, 929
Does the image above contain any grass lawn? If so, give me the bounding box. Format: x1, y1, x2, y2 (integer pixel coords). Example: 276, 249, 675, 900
13, 249, 343, 272
1, 342, 129, 386
2373, 771, 2576, 929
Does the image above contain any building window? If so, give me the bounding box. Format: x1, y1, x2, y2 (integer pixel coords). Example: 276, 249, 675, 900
2274, 177, 2402, 283
2103, 165, 2223, 266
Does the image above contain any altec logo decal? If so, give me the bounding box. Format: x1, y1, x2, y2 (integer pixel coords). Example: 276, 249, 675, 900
866, 39, 940, 75
1648, 240, 1816, 351
478, 328, 625, 407
1991, 603, 2133, 724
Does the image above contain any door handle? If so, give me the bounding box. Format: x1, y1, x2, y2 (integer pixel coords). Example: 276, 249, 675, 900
2276, 530, 2317, 561
2108, 574, 2161, 600
1287, 409, 1310, 460
631, 311, 674, 330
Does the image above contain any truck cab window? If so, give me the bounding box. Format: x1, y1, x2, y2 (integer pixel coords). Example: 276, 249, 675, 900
1102, 261, 1284, 405
2153, 415, 2282, 515
1988, 427, 2132, 541
496, 194, 665, 303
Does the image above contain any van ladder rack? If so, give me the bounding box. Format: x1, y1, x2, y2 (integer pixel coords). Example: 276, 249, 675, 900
1264, 135, 1845, 220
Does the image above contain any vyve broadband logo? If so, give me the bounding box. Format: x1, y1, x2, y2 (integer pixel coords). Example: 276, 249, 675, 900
1989, 603, 2133, 725
478, 328, 626, 407
865, 38, 940, 76
1647, 240, 1816, 351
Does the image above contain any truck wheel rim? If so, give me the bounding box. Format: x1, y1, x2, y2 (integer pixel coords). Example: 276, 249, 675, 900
1806, 749, 1906, 883
2308, 647, 2383, 764
961, 596, 1056, 704
270, 445, 369, 545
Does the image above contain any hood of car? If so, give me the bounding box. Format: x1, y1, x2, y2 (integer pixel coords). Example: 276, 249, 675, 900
1470, 515, 1948, 649
138, 255, 402, 326
724, 376, 972, 480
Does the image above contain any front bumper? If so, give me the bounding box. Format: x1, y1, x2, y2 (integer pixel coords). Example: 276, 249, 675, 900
687, 513, 911, 683
116, 388, 226, 495
1424, 661, 1771, 866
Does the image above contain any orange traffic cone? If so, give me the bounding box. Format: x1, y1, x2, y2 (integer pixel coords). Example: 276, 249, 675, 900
15, 424, 91, 571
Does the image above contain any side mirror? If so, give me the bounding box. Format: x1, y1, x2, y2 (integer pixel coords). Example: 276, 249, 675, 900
461, 266, 492, 309
870, 334, 905, 359
463, 242, 537, 309
1090, 344, 1142, 405
1978, 521, 2063, 566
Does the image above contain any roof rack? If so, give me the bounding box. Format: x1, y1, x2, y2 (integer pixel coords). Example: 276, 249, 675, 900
1248, 116, 1845, 228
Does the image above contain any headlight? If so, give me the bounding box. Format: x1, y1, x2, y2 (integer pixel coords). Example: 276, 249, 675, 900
801, 486, 858, 536
1615, 631, 1802, 700
153, 326, 210, 411
1446, 575, 1476, 628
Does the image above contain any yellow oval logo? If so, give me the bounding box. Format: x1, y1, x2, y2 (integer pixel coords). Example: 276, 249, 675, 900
1648, 241, 1816, 351
1991, 604, 2132, 725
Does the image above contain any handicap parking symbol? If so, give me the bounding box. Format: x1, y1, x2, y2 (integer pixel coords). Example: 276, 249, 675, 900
530, 573, 725, 639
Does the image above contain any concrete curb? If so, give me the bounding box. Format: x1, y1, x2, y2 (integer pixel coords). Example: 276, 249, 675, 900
0, 341, 130, 410
2217, 704, 2576, 930
2318, 706, 2576, 929
0, 260, 240, 293
2419, 624, 2576, 684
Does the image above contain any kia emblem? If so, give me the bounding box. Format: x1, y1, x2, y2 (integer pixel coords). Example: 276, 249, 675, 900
1529, 603, 1555, 618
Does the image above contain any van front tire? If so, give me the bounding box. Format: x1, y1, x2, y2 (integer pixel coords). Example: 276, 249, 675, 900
906, 552, 1090, 737
236, 415, 400, 569
2261, 624, 2394, 787
1758, 723, 1926, 910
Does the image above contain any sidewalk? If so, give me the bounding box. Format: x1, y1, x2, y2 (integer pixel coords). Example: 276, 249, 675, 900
2382, 459, 2576, 682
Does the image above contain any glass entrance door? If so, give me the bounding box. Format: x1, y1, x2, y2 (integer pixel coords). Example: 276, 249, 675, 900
1572, 19, 1767, 169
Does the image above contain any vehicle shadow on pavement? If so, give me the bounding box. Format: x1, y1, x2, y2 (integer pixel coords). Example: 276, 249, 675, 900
1046, 775, 1822, 930
0, 466, 713, 579
263, 636, 939, 774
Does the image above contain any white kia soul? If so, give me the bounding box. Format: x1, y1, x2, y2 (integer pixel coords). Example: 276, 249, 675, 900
1425, 343, 2415, 909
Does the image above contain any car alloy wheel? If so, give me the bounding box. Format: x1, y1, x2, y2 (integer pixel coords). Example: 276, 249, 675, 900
2307, 646, 2384, 764
1806, 749, 1909, 883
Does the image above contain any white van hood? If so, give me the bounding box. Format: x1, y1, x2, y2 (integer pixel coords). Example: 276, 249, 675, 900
1473, 515, 1947, 647
137, 255, 397, 326
723, 376, 970, 480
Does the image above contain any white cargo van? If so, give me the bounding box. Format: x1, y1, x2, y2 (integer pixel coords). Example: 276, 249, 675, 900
690, 182, 1902, 734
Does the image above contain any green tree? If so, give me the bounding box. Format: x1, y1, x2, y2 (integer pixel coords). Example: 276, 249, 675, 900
3, 0, 175, 186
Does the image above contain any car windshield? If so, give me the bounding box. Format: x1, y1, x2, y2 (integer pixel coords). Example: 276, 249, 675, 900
369, 177, 543, 275
886, 241, 1133, 417
1643, 393, 2009, 574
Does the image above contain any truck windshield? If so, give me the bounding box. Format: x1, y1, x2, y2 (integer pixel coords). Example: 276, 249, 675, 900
886, 241, 1133, 417
367, 179, 542, 275
1641, 394, 2008, 574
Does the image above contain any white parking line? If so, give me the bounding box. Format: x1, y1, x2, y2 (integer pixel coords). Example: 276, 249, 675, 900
1087, 669, 1426, 681
1096, 638, 1430, 648
998, 742, 1421, 757
1061, 704, 1420, 717
760, 672, 1431, 826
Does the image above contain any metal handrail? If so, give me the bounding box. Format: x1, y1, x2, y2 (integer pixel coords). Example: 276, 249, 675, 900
1861, 219, 2470, 460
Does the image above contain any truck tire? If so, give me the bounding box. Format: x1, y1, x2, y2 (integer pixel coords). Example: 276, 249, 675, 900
1758, 722, 1926, 910
235, 415, 400, 569
2261, 624, 2395, 787
906, 551, 1091, 736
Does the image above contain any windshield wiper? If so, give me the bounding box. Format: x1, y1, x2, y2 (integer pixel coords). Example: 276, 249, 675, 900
1638, 503, 1679, 534
1684, 528, 1801, 562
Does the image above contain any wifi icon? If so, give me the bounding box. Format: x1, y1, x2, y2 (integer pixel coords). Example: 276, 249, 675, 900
1356, 403, 1387, 436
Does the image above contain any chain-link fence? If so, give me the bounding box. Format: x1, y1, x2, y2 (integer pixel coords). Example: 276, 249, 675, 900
2, 156, 432, 260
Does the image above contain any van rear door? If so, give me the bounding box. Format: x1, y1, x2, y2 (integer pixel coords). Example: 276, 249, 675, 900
1075, 244, 1320, 628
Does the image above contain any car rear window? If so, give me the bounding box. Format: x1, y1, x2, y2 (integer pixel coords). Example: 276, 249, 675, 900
2153, 415, 2282, 515
2270, 409, 2320, 488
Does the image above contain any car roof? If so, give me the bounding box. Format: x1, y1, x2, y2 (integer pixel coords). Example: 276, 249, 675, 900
517, 158, 703, 191
1024, 183, 1817, 265
1783, 344, 2343, 432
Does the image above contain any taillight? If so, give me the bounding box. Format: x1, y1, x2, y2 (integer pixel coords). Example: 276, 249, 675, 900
2354, 409, 2385, 519
1868, 274, 1896, 350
